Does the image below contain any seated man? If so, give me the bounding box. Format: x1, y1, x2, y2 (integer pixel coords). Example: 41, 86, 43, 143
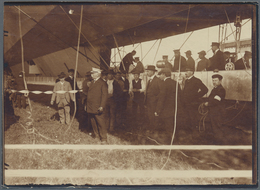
51, 72, 75, 125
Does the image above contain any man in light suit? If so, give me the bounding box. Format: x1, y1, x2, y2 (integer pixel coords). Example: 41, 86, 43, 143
87, 68, 108, 144
145, 65, 162, 131
51, 72, 75, 125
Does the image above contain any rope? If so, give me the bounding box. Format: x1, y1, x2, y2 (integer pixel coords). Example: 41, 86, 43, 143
113, 34, 126, 71
223, 102, 247, 124
141, 39, 159, 62
59, 5, 110, 68
198, 103, 208, 133
152, 39, 162, 65
66, 5, 83, 133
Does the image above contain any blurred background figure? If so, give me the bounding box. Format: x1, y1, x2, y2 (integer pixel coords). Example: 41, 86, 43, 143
162, 55, 173, 70
172, 49, 187, 72
119, 50, 136, 73
197, 50, 210, 71
235, 51, 252, 70
185, 50, 195, 71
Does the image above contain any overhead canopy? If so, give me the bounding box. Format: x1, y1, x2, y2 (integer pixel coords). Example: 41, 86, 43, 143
4, 3, 254, 66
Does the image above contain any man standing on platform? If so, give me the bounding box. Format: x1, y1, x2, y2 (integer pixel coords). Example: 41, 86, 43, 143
87, 68, 108, 144
208, 42, 226, 71
131, 57, 145, 74
197, 51, 210, 71
204, 74, 226, 144
119, 50, 136, 73
51, 72, 75, 125
162, 55, 173, 71
145, 65, 162, 131
185, 50, 195, 71
235, 51, 252, 70
172, 49, 187, 72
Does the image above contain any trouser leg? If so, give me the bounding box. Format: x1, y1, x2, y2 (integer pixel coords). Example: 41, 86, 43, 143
89, 113, 99, 138
58, 102, 65, 124
64, 104, 71, 124
95, 113, 107, 141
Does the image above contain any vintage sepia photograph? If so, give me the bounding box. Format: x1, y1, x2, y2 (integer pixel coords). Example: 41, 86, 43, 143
3, 2, 257, 186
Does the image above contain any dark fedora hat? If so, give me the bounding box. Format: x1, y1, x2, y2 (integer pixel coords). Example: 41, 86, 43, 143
185, 67, 194, 72
145, 65, 157, 71
58, 72, 66, 79
211, 42, 220, 47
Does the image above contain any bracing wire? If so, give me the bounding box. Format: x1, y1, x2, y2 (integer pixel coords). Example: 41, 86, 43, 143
66, 5, 84, 133
113, 34, 126, 71
141, 39, 159, 62
152, 39, 162, 65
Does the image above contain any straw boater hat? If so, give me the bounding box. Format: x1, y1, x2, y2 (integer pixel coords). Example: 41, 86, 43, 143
145, 65, 157, 71
90, 67, 102, 73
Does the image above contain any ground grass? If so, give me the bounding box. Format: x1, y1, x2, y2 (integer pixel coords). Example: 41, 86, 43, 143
4, 84, 254, 185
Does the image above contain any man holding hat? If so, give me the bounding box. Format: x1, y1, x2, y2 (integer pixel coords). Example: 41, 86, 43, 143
51, 72, 75, 125
204, 74, 226, 144
87, 67, 108, 144
182, 67, 208, 134
172, 49, 187, 72
208, 42, 226, 71
235, 51, 252, 70
156, 68, 180, 142
185, 50, 195, 71
197, 50, 210, 71
131, 57, 145, 74
145, 65, 162, 131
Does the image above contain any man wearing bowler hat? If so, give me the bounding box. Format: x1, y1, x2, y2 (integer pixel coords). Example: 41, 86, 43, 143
181, 67, 208, 135
235, 51, 252, 70
172, 49, 187, 72
145, 65, 162, 131
197, 50, 210, 71
87, 67, 108, 144
185, 50, 195, 71
156, 68, 180, 143
51, 72, 75, 125
208, 42, 226, 71
204, 74, 226, 144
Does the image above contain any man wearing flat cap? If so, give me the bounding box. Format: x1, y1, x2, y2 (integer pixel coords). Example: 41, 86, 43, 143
172, 49, 187, 72
185, 50, 195, 71
197, 50, 210, 71
87, 67, 108, 144
156, 68, 180, 142
235, 51, 252, 70
145, 65, 162, 131
51, 72, 75, 125
182, 67, 208, 135
208, 42, 226, 71
204, 74, 226, 144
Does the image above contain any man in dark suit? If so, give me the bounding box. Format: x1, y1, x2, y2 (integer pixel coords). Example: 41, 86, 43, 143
162, 55, 173, 71
172, 49, 187, 72
130, 57, 145, 74
156, 68, 180, 141
204, 74, 226, 144
208, 42, 226, 71
87, 68, 108, 144
51, 72, 75, 125
119, 50, 136, 73
105, 69, 123, 132
145, 65, 162, 131
65, 69, 79, 116
235, 51, 252, 70
182, 67, 208, 133
185, 50, 195, 71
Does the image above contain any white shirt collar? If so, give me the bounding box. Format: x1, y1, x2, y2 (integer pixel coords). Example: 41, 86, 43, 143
149, 74, 155, 81
94, 77, 100, 83
187, 75, 194, 80
164, 77, 171, 81
69, 76, 73, 79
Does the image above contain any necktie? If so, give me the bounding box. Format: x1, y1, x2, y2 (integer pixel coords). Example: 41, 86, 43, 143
147, 79, 151, 90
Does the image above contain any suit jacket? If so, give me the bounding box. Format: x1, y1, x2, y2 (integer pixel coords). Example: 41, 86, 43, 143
109, 80, 123, 103
65, 76, 79, 90
51, 81, 74, 104
209, 50, 226, 71
235, 58, 250, 70
208, 84, 226, 115
145, 76, 162, 110
131, 61, 145, 73
119, 53, 134, 73
186, 57, 195, 71
173, 56, 187, 72
87, 78, 108, 114
156, 78, 180, 118
182, 76, 208, 105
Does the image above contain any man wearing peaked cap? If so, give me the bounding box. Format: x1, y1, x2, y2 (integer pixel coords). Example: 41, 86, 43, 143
185, 50, 195, 71
204, 73, 226, 144
172, 49, 187, 72
235, 51, 252, 70
145, 65, 162, 131
51, 72, 75, 125
197, 50, 210, 71
208, 42, 226, 71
